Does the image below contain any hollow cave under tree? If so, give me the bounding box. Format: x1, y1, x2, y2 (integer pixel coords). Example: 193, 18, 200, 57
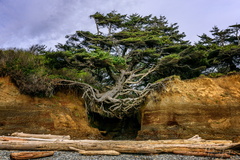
46, 11, 205, 119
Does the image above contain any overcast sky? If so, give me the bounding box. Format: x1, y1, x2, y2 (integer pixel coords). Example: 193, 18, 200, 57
0, 0, 239, 49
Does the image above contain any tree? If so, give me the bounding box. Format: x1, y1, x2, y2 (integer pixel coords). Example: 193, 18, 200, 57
229, 23, 240, 45
210, 26, 232, 46
53, 11, 190, 118
197, 33, 213, 46
29, 44, 48, 55
206, 46, 240, 73
196, 24, 240, 74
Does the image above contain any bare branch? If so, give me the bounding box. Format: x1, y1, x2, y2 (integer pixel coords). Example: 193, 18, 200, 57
125, 64, 158, 84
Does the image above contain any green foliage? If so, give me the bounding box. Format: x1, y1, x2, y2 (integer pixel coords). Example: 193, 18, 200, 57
53, 11, 239, 86
0, 49, 44, 75
197, 23, 240, 46
162, 53, 180, 59
44, 51, 72, 69
0, 49, 53, 96
48, 68, 85, 80
80, 50, 126, 69
207, 72, 224, 78
112, 56, 127, 69
163, 45, 189, 53
54, 11, 191, 89
205, 45, 240, 74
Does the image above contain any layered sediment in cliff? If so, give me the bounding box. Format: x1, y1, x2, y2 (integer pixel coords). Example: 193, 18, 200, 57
138, 74, 240, 141
0, 77, 101, 139
1, 74, 240, 141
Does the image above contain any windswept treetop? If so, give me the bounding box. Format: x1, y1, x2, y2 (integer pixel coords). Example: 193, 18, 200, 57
57, 11, 188, 54
198, 24, 240, 46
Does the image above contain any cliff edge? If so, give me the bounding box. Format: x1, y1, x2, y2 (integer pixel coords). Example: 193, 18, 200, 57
138, 74, 240, 141
1, 74, 240, 141
0, 77, 101, 139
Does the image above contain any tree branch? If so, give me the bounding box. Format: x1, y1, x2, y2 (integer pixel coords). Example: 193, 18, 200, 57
125, 64, 158, 84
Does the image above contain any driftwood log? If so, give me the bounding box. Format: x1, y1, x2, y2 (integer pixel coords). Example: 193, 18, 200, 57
0, 136, 66, 142
0, 137, 27, 141
10, 151, 54, 160
69, 147, 120, 155
1, 133, 240, 158
11, 132, 70, 140
173, 151, 231, 158
0, 139, 239, 153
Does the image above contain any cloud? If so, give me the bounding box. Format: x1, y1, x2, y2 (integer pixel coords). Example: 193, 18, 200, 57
0, 0, 239, 49
0, 0, 139, 49
0, 0, 79, 48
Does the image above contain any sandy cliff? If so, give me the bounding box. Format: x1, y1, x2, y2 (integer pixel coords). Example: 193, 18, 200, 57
138, 74, 240, 141
0, 77, 101, 139
1, 74, 240, 141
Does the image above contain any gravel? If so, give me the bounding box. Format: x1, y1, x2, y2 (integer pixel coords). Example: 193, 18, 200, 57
1, 150, 240, 160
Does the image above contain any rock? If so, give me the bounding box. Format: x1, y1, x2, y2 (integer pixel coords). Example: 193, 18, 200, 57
138, 74, 240, 141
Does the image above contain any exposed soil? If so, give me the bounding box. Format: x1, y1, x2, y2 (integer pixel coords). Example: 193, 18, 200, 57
1, 73, 240, 141
138, 73, 240, 141
0, 76, 101, 139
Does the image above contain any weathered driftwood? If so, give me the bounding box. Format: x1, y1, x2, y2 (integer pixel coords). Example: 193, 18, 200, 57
11, 132, 70, 140
0, 139, 239, 153
0, 137, 27, 141
173, 151, 231, 158
1, 134, 240, 157
1, 136, 65, 142
10, 151, 54, 160
69, 147, 120, 155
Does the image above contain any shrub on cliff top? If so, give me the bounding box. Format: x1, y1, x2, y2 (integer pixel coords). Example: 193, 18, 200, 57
0, 49, 54, 96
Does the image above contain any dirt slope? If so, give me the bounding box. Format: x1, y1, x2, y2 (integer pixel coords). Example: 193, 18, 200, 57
138, 74, 240, 141
0, 77, 101, 139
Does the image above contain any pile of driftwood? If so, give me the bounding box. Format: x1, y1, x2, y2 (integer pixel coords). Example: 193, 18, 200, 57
0, 132, 240, 159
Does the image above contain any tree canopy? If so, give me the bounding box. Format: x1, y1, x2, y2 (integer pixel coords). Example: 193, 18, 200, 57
53, 11, 193, 118
196, 24, 240, 74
